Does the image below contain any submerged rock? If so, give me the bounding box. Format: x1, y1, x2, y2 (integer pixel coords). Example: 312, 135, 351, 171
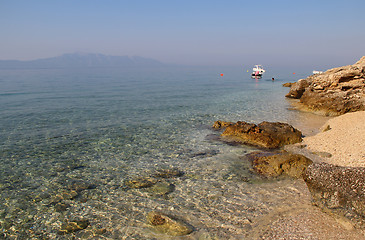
303, 163, 365, 226
285, 56, 365, 115
149, 182, 175, 196
190, 149, 219, 158
247, 151, 313, 178
146, 211, 193, 236
153, 168, 184, 178
49, 190, 78, 205
58, 219, 90, 235
67, 180, 96, 192
54, 203, 70, 212
125, 177, 158, 189
125, 168, 183, 192
220, 121, 302, 149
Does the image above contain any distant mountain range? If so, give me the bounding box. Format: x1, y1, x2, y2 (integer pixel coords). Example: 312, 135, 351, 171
0, 53, 164, 68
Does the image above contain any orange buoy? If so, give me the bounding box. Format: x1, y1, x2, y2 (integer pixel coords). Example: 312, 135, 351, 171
220, 73, 224, 76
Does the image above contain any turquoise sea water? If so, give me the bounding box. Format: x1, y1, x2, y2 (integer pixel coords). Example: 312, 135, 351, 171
0, 66, 321, 239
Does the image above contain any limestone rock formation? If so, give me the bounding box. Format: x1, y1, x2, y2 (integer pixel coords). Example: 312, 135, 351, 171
303, 163, 365, 226
285, 56, 365, 115
247, 151, 313, 178
286, 79, 309, 99
218, 121, 302, 149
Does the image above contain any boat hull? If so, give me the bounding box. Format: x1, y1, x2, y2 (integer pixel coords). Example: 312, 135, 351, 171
251, 73, 262, 79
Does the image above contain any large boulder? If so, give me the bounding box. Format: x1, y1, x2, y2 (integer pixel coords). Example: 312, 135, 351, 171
286, 56, 365, 115
303, 163, 365, 226
219, 121, 302, 149
247, 151, 313, 178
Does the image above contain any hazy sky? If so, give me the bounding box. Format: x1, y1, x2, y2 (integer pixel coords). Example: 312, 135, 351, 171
1, 0, 364, 67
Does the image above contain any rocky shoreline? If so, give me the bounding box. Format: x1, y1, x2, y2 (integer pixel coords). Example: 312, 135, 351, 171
4, 58, 363, 239
284, 58, 365, 237
212, 115, 365, 238
141, 58, 365, 238
285, 56, 365, 115
283, 57, 365, 231
211, 57, 365, 238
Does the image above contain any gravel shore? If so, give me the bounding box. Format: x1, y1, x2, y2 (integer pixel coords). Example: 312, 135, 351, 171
259, 111, 365, 239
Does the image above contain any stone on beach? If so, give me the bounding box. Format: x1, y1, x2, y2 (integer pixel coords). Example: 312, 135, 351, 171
215, 120, 302, 149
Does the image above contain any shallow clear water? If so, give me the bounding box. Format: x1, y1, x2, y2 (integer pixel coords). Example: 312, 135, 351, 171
0, 66, 323, 239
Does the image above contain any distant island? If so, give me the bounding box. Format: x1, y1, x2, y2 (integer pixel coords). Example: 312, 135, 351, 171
0, 53, 164, 69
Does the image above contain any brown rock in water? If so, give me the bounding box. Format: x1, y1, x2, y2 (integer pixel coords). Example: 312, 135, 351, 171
58, 219, 90, 235
221, 121, 302, 149
146, 211, 193, 236
212, 120, 234, 129
149, 182, 175, 196
125, 177, 157, 189
303, 163, 365, 226
282, 82, 294, 87
54, 203, 70, 212
248, 151, 313, 178
285, 56, 365, 115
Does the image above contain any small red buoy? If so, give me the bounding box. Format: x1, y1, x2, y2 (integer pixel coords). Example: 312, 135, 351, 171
220, 73, 224, 76
293, 72, 296, 74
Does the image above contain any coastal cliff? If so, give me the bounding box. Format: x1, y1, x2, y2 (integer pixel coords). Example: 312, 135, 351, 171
286, 56, 365, 115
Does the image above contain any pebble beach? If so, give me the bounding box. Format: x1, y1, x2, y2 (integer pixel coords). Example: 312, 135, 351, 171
263, 111, 365, 239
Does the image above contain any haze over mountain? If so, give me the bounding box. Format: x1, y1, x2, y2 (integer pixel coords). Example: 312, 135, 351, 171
0, 53, 164, 69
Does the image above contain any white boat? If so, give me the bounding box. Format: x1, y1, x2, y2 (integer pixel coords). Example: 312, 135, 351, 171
251, 65, 265, 78
312, 70, 323, 74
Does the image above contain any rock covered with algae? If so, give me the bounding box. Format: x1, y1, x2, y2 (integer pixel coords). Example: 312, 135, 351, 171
58, 219, 90, 235
146, 211, 193, 236
125, 177, 158, 189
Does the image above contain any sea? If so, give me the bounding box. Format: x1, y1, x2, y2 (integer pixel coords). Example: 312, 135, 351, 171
0, 66, 330, 239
